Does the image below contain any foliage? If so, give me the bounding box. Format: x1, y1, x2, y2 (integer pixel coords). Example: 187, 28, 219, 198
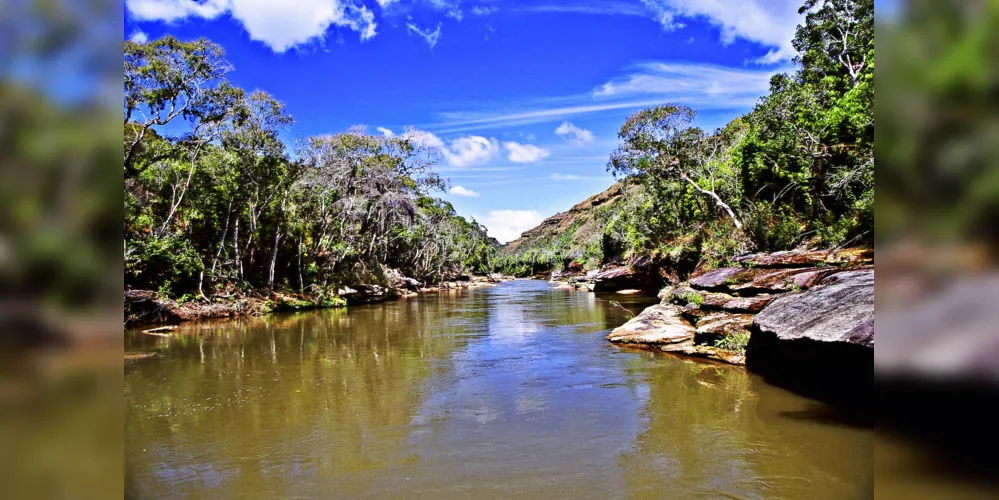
499, 0, 873, 278
713, 333, 751, 353
124, 36, 497, 302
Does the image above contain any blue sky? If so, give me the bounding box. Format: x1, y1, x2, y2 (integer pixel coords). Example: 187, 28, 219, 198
125, 0, 804, 243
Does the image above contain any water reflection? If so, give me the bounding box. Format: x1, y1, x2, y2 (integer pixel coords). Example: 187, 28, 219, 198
125, 281, 871, 499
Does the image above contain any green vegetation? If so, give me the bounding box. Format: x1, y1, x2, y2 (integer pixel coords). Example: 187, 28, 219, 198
713, 332, 751, 353
500, 0, 873, 276
124, 36, 497, 303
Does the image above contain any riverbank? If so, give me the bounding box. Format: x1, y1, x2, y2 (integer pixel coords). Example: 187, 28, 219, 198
124, 273, 515, 327
590, 248, 873, 408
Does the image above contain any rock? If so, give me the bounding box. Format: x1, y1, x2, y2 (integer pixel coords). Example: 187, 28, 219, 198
693, 312, 754, 344
606, 304, 695, 345
616, 289, 642, 295
747, 269, 874, 408
590, 262, 659, 292
720, 295, 775, 313
688, 266, 854, 295
337, 286, 358, 296
660, 341, 746, 365
679, 302, 708, 324
752, 269, 874, 346
662, 285, 703, 305
733, 248, 873, 268
688, 268, 756, 291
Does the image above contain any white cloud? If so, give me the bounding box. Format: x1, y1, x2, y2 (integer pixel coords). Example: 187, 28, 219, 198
446, 8, 463, 21
550, 173, 608, 181
435, 60, 785, 133
471, 5, 497, 16
407, 22, 441, 48
449, 185, 480, 197
376, 0, 398, 8
129, 30, 149, 43
125, 0, 378, 52
519, 3, 647, 17
550, 173, 582, 180
555, 121, 594, 144
401, 128, 499, 167
592, 62, 788, 108
658, 10, 685, 31
480, 210, 546, 243
502, 142, 550, 163
376, 127, 395, 137
450, 136, 500, 166
639, 0, 803, 63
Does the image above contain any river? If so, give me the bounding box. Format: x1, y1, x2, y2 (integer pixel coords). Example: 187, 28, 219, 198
125, 280, 872, 499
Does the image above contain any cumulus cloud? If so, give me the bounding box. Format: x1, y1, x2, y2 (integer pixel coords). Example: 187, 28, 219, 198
129, 30, 149, 43
480, 210, 546, 244
376, 127, 395, 137
555, 121, 594, 144
407, 22, 442, 48
125, 0, 377, 52
502, 141, 550, 163
449, 185, 480, 197
639, 0, 803, 63
401, 128, 499, 167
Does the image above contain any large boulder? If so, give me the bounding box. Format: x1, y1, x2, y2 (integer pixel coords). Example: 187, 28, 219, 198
606, 304, 694, 345
747, 269, 874, 408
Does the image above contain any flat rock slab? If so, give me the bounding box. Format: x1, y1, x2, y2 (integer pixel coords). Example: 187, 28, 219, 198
721, 295, 775, 313
753, 269, 874, 347
733, 248, 873, 268
661, 340, 746, 365
606, 304, 694, 345
695, 312, 754, 338
689, 267, 856, 295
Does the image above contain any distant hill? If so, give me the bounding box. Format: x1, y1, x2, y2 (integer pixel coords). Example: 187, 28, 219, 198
497, 182, 639, 274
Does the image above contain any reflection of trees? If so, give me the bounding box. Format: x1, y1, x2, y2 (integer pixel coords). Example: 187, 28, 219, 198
125, 294, 486, 498
618, 359, 872, 499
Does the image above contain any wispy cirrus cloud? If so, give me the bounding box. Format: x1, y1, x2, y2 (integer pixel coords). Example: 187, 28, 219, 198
516, 2, 647, 17
593, 61, 785, 101
432, 61, 785, 133
126, 0, 377, 52
407, 21, 442, 48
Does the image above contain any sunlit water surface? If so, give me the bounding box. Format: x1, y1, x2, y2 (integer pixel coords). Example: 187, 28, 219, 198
125, 280, 872, 499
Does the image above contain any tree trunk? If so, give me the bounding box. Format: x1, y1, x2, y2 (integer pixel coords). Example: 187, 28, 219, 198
679, 172, 742, 230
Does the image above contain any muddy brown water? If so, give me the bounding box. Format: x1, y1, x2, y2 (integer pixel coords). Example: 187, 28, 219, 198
125, 280, 872, 499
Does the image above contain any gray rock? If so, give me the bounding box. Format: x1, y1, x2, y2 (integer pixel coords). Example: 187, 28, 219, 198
606, 304, 694, 345
747, 268, 874, 408
753, 269, 874, 347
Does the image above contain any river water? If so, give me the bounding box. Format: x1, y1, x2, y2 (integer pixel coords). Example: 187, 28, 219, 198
125, 280, 872, 499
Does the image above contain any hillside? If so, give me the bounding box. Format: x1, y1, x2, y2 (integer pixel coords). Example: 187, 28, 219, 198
497, 182, 639, 275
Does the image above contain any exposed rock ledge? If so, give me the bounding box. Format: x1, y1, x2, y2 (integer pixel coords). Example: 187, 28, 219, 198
747, 269, 873, 408
606, 248, 874, 390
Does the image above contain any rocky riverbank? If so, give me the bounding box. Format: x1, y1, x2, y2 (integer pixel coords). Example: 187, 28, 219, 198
601, 248, 873, 407
125, 272, 515, 327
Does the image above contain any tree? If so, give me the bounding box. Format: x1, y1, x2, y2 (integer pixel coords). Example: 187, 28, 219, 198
123, 36, 233, 175
609, 104, 744, 230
